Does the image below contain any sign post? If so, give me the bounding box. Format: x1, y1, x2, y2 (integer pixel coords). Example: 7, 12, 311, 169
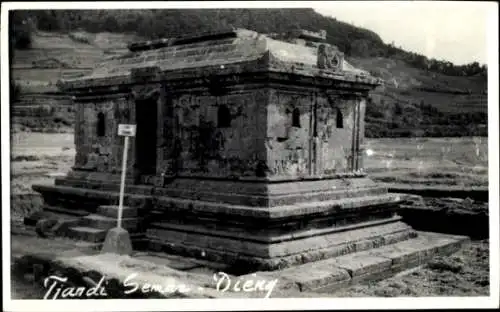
116, 124, 136, 228
101, 124, 136, 255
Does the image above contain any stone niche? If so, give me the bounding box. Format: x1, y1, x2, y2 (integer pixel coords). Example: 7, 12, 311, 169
33, 28, 450, 273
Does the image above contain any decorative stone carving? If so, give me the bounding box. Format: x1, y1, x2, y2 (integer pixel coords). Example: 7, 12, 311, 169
317, 44, 344, 71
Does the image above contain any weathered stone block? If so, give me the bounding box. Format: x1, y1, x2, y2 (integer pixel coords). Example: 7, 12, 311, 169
333, 253, 393, 277
282, 265, 351, 292
101, 227, 133, 255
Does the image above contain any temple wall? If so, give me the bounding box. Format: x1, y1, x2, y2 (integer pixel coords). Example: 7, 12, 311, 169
265, 88, 360, 179
70, 87, 366, 182
266, 89, 312, 178
163, 89, 268, 178
357, 98, 367, 170
317, 95, 357, 175
73, 96, 134, 174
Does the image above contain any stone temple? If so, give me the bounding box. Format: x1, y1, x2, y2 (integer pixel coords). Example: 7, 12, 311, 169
32, 28, 466, 283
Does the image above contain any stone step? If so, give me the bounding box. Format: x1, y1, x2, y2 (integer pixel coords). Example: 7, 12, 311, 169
97, 205, 138, 218
43, 205, 91, 217
147, 220, 416, 263
24, 206, 86, 227
81, 214, 139, 232
243, 231, 470, 293
32, 184, 151, 208
67, 226, 108, 243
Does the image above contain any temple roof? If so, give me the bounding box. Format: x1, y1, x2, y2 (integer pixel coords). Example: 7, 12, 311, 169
58, 28, 382, 90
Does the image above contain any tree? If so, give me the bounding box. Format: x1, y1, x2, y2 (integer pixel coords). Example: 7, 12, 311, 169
10, 11, 33, 50
103, 15, 119, 32
350, 39, 370, 57
10, 81, 21, 102
394, 102, 403, 116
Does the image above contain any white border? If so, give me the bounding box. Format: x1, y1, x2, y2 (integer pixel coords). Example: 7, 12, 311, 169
2, 1, 499, 311
487, 4, 500, 309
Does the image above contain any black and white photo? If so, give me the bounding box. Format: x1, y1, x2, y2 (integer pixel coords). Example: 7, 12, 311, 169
2, 1, 498, 311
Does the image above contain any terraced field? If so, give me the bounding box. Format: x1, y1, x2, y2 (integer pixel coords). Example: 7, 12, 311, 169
11, 31, 140, 88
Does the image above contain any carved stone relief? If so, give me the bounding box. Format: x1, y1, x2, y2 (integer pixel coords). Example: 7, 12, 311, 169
266, 90, 313, 178
317, 44, 344, 71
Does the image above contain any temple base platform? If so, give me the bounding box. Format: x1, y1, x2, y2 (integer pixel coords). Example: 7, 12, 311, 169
29, 175, 468, 275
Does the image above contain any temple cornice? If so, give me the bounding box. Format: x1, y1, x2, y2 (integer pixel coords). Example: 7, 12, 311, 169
59, 66, 380, 97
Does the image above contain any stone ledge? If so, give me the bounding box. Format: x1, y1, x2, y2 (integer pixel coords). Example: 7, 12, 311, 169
154, 192, 404, 219
149, 216, 406, 244
333, 253, 393, 277
155, 185, 387, 207
156, 176, 380, 195
241, 231, 469, 293
146, 224, 416, 270
32, 184, 152, 211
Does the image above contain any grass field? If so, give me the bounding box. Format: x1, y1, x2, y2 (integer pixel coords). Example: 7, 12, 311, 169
349, 56, 486, 94
10, 132, 75, 197
364, 137, 488, 187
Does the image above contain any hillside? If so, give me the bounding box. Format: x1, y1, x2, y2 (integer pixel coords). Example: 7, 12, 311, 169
11, 30, 141, 92
9, 9, 487, 137
10, 30, 141, 133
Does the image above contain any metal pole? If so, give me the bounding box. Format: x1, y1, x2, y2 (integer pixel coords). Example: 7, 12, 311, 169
117, 136, 129, 228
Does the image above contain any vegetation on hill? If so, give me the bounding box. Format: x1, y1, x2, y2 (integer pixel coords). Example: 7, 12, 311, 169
11, 9, 487, 78
365, 96, 487, 138
9, 9, 488, 137
9, 11, 35, 51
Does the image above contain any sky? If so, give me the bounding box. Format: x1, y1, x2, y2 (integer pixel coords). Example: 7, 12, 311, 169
311, 1, 491, 65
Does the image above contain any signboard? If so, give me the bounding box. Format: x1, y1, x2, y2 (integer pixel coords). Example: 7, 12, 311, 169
118, 124, 137, 137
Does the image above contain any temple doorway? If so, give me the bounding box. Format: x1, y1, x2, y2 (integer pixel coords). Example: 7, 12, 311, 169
135, 98, 158, 181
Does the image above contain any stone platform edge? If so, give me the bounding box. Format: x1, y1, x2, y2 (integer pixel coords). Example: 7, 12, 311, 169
11, 231, 469, 299
32, 183, 406, 219
241, 231, 470, 294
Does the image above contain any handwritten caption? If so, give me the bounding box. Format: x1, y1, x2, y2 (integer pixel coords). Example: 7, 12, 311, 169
42, 272, 278, 299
